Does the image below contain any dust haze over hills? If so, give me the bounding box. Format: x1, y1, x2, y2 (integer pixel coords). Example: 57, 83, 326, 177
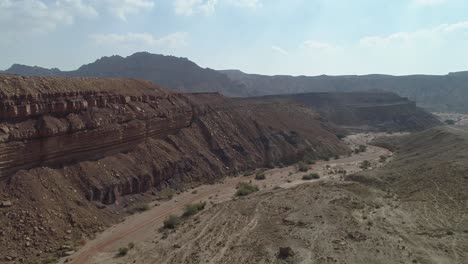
3, 52, 468, 113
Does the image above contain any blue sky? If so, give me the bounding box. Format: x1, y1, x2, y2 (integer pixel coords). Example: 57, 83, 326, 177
1, 0, 468, 75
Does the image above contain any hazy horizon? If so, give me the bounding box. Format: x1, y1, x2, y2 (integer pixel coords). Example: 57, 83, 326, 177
1, 0, 468, 76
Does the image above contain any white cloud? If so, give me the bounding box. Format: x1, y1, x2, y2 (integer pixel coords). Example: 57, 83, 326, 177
301, 40, 335, 50
271, 46, 288, 55
0, 0, 155, 36
225, 0, 261, 8
174, 0, 260, 16
359, 21, 468, 47
90, 32, 189, 48
412, 0, 447, 6
103, 0, 155, 21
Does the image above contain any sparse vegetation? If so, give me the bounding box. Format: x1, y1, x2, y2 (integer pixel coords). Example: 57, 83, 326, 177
127, 202, 150, 214
235, 182, 259, 196
302, 173, 320, 180
379, 155, 387, 162
354, 144, 368, 154
324, 156, 330, 161
297, 161, 309, 172
359, 145, 367, 152
445, 119, 456, 125
116, 247, 129, 257
336, 133, 346, 140
303, 153, 316, 165
163, 214, 181, 229
183, 202, 206, 217
255, 171, 266, 180
334, 154, 340, 160
360, 160, 371, 170
160, 188, 175, 200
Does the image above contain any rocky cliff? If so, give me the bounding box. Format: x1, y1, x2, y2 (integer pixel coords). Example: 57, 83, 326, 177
0, 75, 349, 262
245, 92, 442, 132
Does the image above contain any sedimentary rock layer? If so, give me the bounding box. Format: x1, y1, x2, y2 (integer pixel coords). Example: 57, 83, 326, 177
0, 75, 350, 262
250, 92, 441, 132
0, 75, 194, 178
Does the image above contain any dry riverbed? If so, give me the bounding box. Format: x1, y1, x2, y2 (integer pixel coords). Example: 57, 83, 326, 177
61, 133, 398, 264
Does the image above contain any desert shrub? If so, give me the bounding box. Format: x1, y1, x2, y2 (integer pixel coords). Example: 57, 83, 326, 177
163, 214, 181, 229
255, 171, 266, 180
116, 247, 129, 257
127, 202, 150, 214
445, 119, 456, 125
336, 133, 346, 140
334, 154, 340, 160
160, 188, 175, 200
43, 256, 59, 264
360, 160, 371, 170
297, 162, 309, 172
358, 145, 367, 152
128, 242, 135, 249
302, 173, 320, 180
183, 202, 206, 217
324, 157, 330, 161
235, 182, 259, 196
379, 155, 387, 162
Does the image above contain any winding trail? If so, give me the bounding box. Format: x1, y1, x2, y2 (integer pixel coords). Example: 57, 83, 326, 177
62, 132, 396, 264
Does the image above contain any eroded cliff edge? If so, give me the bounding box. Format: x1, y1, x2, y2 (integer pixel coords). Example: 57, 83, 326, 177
0, 75, 349, 262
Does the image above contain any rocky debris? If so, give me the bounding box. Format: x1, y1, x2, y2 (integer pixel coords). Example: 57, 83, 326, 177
278, 247, 294, 259
0, 200, 12, 207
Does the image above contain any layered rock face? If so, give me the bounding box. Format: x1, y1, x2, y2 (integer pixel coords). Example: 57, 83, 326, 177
0, 75, 349, 262
252, 92, 441, 132
0, 75, 193, 178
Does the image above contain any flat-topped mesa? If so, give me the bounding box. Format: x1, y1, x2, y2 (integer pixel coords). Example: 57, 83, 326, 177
0, 74, 194, 177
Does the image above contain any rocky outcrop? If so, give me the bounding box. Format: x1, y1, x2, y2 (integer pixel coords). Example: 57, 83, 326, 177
0, 75, 194, 178
251, 92, 442, 132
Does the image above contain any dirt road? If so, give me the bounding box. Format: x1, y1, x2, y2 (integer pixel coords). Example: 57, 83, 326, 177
61, 133, 395, 264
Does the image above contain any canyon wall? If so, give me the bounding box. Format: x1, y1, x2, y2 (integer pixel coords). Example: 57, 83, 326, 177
0, 75, 349, 262
250, 92, 442, 132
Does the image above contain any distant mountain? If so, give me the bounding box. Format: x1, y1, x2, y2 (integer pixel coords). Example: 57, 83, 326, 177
4, 64, 64, 77
1, 52, 249, 97
221, 70, 468, 113
3, 52, 468, 112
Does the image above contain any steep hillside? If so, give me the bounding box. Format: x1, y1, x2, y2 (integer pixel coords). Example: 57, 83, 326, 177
0, 74, 348, 263
250, 92, 442, 132
222, 70, 468, 113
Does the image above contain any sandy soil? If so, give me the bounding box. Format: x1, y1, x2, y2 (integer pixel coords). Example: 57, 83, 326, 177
61, 133, 395, 264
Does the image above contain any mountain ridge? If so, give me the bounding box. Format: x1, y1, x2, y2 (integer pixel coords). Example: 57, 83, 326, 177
3, 52, 468, 112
